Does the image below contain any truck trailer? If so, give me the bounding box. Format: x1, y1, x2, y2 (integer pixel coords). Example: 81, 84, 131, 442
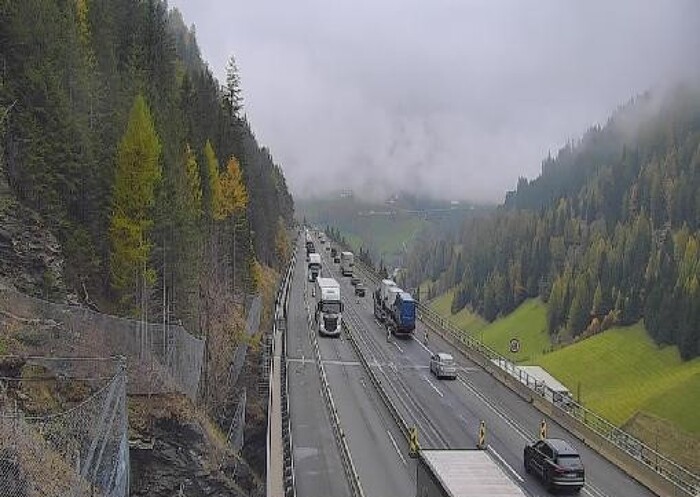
340, 251, 354, 277
373, 279, 416, 336
416, 449, 527, 497
314, 277, 343, 337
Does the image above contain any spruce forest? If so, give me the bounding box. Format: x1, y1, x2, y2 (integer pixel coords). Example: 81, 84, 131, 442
405, 88, 700, 359
0, 0, 294, 329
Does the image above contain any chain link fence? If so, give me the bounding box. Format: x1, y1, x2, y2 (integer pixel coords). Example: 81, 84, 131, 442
0, 357, 128, 497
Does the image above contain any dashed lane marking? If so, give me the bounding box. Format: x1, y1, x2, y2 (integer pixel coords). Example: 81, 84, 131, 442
387, 429, 407, 466
423, 375, 444, 398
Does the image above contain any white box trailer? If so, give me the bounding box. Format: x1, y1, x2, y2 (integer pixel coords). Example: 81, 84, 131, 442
340, 251, 355, 277
518, 366, 573, 406
314, 277, 342, 337
417, 449, 527, 497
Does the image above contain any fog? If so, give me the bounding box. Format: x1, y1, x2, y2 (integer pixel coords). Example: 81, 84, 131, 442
171, 0, 700, 203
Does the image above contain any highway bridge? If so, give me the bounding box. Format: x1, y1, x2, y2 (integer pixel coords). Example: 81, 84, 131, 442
269, 235, 686, 497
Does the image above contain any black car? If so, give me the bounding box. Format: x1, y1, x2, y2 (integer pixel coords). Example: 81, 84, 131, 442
524, 438, 585, 492
334, 257, 340, 263
355, 284, 366, 297
350, 277, 361, 286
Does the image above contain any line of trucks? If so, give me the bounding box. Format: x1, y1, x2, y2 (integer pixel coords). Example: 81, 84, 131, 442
301, 228, 584, 496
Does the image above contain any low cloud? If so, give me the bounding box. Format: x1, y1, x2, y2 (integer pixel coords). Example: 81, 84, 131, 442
172, 0, 700, 202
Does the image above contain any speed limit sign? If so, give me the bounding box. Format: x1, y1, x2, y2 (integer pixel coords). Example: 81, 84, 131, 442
509, 338, 521, 353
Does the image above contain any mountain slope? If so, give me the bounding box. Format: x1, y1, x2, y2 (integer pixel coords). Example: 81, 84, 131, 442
406, 86, 700, 358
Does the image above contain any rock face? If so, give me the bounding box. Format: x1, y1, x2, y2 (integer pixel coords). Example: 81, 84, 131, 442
0, 173, 65, 299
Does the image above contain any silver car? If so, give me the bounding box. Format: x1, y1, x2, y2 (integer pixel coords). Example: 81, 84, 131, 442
430, 353, 456, 380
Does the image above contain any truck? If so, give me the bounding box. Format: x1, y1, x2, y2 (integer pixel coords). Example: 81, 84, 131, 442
373, 279, 416, 336
416, 449, 527, 497
314, 277, 343, 337
307, 253, 322, 282
340, 251, 354, 277
305, 240, 315, 259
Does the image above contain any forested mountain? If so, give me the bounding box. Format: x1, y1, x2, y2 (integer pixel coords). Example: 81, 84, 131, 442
405, 87, 700, 359
0, 0, 293, 328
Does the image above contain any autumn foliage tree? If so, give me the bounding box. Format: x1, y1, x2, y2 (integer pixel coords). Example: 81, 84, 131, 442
109, 95, 162, 311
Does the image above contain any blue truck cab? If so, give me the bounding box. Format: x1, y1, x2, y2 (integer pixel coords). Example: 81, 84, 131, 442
393, 292, 416, 334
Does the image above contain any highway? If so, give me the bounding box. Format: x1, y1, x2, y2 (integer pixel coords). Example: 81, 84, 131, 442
286, 240, 414, 496
289, 234, 658, 497
286, 248, 352, 496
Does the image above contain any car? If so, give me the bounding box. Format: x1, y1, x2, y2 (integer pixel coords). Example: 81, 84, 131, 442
524, 438, 585, 492
334, 257, 340, 263
350, 277, 361, 286
429, 353, 456, 379
325, 245, 331, 250
355, 283, 366, 297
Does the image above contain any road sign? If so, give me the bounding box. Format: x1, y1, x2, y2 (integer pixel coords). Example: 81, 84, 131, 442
509, 338, 521, 353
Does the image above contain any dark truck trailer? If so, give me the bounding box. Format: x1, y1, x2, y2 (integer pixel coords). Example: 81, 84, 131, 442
417, 449, 527, 497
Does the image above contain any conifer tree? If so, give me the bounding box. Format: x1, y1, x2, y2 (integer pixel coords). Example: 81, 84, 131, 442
109, 94, 162, 310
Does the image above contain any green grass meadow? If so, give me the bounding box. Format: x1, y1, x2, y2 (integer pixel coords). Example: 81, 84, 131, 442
478, 299, 551, 363
429, 289, 487, 332
534, 323, 700, 433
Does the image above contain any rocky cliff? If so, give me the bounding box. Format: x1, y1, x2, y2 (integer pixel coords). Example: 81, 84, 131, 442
0, 172, 65, 299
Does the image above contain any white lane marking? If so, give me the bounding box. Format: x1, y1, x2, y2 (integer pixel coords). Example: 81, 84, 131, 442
423, 375, 444, 397
287, 357, 314, 365
393, 342, 404, 353
321, 360, 361, 367
456, 377, 531, 442
412, 336, 433, 355
582, 483, 610, 497
387, 429, 407, 466
489, 446, 524, 483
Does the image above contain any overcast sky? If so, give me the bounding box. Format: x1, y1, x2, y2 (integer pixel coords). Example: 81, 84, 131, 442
170, 0, 700, 203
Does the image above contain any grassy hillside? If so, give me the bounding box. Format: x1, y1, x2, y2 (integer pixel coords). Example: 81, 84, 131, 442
298, 197, 428, 267
429, 289, 487, 332
479, 299, 550, 363
534, 324, 700, 434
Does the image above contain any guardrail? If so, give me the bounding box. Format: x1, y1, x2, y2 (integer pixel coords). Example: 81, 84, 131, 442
267, 247, 297, 497
352, 259, 699, 497
304, 275, 365, 497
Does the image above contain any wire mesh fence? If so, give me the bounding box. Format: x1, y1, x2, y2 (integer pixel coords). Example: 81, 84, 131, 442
0, 357, 128, 497
0, 288, 204, 401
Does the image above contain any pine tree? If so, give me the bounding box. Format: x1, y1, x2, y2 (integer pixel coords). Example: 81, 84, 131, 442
224, 55, 243, 117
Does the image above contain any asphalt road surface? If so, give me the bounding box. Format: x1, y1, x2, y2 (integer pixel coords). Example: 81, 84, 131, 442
287, 241, 414, 497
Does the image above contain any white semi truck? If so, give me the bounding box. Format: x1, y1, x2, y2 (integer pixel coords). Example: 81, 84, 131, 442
416, 449, 527, 497
308, 253, 322, 282
314, 277, 343, 337
340, 251, 354, 277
